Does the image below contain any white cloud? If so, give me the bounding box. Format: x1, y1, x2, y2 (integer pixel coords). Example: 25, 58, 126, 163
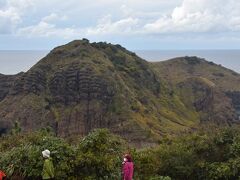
18, 21, 80, 38
82, 0, 240, 36
18, 12, 140, 38
0, 0, 35, 33
42, 13, 67, 23
6, 0, 34, 9
143, 0, 240, 34
2, 0, 240, 41
0, 7, 21, 33
86, 15, 139, 35
1, 0, 182, 36
17, 12, 77, 38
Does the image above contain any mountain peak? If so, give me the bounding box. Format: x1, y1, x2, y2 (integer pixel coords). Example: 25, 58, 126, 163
0, 40, 240, 146
169, 56, 213, 65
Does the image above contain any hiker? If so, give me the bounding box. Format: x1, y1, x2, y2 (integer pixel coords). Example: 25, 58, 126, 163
42, 149, 55, 180
122, 154, 134, 180
0, 170, 6, 180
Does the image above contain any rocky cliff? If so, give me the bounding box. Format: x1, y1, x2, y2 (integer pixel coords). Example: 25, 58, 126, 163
0, 40, 239, 145
152, 56, 240, 125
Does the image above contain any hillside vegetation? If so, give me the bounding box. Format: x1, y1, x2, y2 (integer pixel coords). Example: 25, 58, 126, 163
152, 56, 240, 91
0, 40, 240, 145
2, 128, 240, 179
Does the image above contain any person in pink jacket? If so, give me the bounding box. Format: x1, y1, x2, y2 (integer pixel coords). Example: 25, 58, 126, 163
122, 154, 134, 180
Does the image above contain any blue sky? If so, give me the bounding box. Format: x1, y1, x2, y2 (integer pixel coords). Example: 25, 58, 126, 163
1, 0, 240, 50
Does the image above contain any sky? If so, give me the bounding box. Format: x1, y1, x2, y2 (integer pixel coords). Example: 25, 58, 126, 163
1, 0, 240, 50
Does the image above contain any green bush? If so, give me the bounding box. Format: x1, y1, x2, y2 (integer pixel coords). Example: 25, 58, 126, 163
132, 149, 159, 179
74, 129, 125, 180
149, 176, 171, 180
2, 127, 240, 179
0, 130, 74, 179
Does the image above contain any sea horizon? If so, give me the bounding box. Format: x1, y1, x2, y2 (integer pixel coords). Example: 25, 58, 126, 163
0, 49, 240, 75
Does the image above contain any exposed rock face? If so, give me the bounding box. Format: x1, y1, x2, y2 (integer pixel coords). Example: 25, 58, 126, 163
0, 40, 240, 144
226, 91, 240, 120
0, 73, 21, 100
193, 88, 213, 112
48, 65, 115, 136
49, 66, 114, 105
0, 73, 22, 135
10, 70, 46, 95
177, 77, 238, 125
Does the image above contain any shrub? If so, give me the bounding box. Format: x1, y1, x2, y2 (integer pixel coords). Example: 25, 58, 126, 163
149, 176, 171, 180
73, 129, 125, 179
2, 127, 240, 179
0, 130, 75, 179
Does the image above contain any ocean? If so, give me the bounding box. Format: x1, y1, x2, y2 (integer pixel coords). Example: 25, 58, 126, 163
136, 50, 240, 73
0, 50, 240, 75
0, 50, 48, 75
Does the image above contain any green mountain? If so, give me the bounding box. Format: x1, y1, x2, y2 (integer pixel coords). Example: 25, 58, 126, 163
152, 56, 240, 91
0, 40, 239, 145
151, 57, 240, 125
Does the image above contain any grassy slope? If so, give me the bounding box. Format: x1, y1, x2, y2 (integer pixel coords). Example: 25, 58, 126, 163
151, 56, 240, 126
152, 56, 240, 91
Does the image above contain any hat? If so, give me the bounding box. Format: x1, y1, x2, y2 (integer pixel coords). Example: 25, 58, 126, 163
42, 149, 51, 158
124, 154, 132, 162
